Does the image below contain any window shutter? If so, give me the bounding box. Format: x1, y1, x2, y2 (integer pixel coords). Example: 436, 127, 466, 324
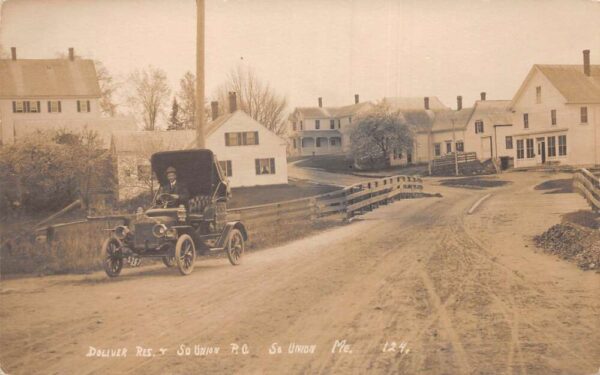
255, 159, 260, 175
77, 100, 81, 112
58, 101, 61, 113
87, 100, 90, 112
47, 101, 51, 112
270, 158, 275, 174
242, 132, 247, 145
37, 101, 40, 112
224, 133, 229, 146
227, 160, 232, 177
12, 101, 16, 113
255, 131, 259, 145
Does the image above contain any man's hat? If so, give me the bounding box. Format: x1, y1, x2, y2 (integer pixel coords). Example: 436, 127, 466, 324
166, 166, 176, 174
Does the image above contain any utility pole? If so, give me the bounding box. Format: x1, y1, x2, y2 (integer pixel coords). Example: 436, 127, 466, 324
196, 0, 206, 148
452, 118, 458, 176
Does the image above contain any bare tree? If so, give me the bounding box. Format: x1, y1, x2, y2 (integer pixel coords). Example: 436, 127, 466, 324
55, 52, 120, 117
349, 103, 414, 169
214, 65, 288, 134
127, 66, 171, 130
176, 71, 197, 129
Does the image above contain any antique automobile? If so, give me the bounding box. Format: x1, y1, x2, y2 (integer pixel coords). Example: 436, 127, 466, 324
102, 149, 247, 277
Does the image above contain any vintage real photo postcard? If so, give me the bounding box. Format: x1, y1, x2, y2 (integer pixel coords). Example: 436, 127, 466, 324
0, 0, 599, 374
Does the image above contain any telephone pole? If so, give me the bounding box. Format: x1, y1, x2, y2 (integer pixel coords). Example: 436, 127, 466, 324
196, 0, 206, 148
452, 118, 458, 176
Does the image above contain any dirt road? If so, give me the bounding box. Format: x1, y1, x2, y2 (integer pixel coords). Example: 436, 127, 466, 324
1, 172, 598, 374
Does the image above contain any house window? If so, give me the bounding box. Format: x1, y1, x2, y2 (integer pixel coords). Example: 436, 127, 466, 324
292, 122, 297, 131
330, 138, 339, 146
224, 131, 259, 146
255, 158, 275, 175
516, 139, 524, 159
393, 148, 403, 160
434, 143, 441, 157
315, 120, 320, 130
338, 119, 341, 129
535, 86, 541, 104
558, 135, 567, 156
581, 107, 588, 123
330, 119, 335, 129
48, 100, 62, 113
526, 138, 534, 158
300, 121, 303, 130
77, 100, 91, 113
446, 141, 452, 154
475, 120, 484, 134
349, 116, 352, 123
523, 113, 529, 128
219, 160, 233, 177
12, 100, 40, 113
547, 136, 556, 157
293, 139, 297, 148
456, 141, 464, 152
551, 109, 556, 125
505, 136, 513, 150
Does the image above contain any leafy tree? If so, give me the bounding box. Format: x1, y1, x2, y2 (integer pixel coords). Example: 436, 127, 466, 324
349, 103, 414, 169
214, 65, 287, 134
126, 66, 171, 130
167, 98, 184, 130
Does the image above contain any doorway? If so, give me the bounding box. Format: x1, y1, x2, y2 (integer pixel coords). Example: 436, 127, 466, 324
536, 138, 546, 164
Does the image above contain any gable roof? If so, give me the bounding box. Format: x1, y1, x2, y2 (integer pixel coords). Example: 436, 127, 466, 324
0, 58, 102, 99
512, 64, 600, 105
429, 107, 475, 133
469, 100, 512, 125
400, 110, 436, 132
294, 101, 374, 119
382, 96, 449, 111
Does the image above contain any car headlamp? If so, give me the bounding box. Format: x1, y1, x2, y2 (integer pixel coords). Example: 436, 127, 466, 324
165, 228, 178, 239
152, 224, 168, 238
114, 225, 130, 240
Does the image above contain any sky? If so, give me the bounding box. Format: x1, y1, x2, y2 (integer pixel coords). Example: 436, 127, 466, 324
1, 0, 599, 114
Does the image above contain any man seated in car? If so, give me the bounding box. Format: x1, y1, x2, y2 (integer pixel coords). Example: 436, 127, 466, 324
156, 166, 190, 208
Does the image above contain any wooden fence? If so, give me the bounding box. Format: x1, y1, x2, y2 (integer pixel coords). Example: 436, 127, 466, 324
573, 168, 600, 212
432, 152, 478, 168
35, 174, 424, 241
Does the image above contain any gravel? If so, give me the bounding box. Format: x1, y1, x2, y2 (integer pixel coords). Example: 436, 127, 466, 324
534, 223, 600, 271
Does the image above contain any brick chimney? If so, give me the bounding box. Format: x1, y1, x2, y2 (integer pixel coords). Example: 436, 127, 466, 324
10, 47, 16, 60
228, 92, 237, 113
318, 97, 323, 108
457, 96, 463, 111
583, 50, 591, 77
424, 97, 430, 110
68, 47, 75, 61
480, 92, 486, 101
354, 94, 359, 104
211, 101, 219, 121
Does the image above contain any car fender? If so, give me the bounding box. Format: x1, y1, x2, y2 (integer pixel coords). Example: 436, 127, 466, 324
215, 221, 248, 248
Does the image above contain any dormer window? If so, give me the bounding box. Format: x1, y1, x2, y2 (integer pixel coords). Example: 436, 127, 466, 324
536, 86, 541, 104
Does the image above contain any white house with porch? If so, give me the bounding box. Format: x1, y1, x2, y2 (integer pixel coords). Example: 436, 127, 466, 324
509, 50, 600, 168
288, 95, 373, 156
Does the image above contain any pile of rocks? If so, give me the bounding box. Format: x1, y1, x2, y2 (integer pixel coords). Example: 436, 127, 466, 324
534, 223, 600, 271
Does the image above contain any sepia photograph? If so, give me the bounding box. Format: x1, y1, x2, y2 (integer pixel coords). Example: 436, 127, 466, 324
0, 0, 599, 374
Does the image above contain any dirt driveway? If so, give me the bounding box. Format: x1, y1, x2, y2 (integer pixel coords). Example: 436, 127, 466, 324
1, 172, 598, 374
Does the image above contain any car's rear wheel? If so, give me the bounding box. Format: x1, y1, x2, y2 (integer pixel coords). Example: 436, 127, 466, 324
175, 234, 196, 275
226, 229, 245, 266
103, 238, 123, 277
162, 256, 176, 268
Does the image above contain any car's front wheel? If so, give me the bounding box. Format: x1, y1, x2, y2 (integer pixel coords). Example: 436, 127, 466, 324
175, 234, 196, 275
102, 238, 123, 277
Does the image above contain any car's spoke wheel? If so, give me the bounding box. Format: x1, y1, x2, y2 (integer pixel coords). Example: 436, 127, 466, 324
226, 229, 245, 266
103, 238, 123, 277
175, 234, 196, 275
162, 256, 176, 268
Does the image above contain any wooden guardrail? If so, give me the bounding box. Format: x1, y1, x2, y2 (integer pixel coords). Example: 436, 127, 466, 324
432, 152, 477, 168
573, 168, 600, 212
35, 174, 424, 241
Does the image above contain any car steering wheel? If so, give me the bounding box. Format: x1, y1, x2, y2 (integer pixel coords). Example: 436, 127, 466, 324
156, 193, 177, 208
